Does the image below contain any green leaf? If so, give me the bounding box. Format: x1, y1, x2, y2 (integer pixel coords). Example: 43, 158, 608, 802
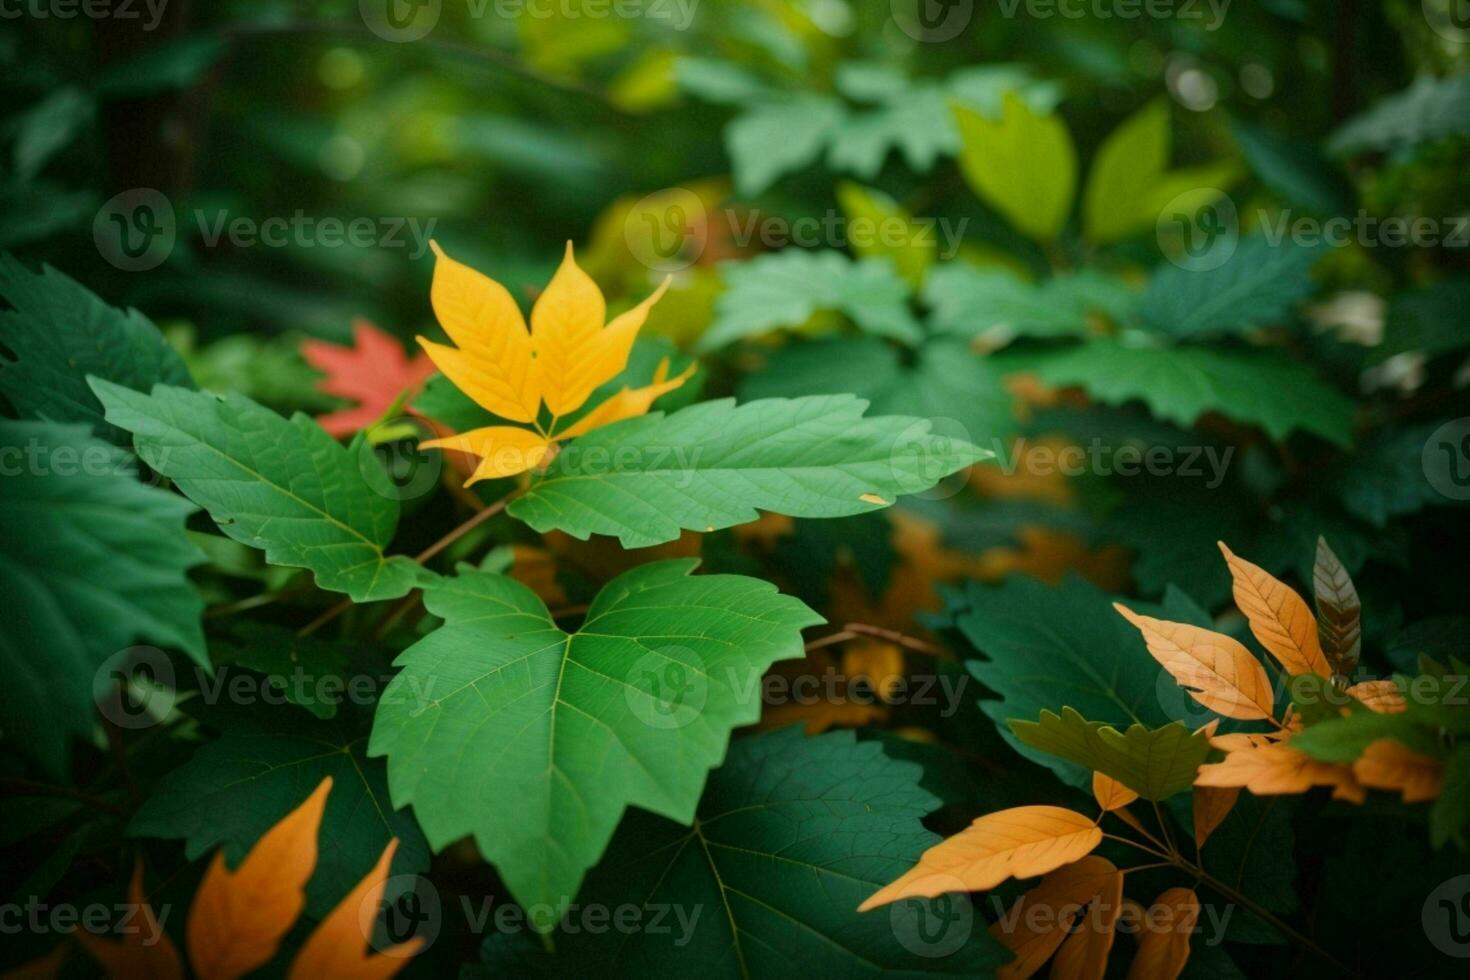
1288, 706, 1442, 763
1229, 119, 1351, 216
1198, 793, 1297, 943
13, 87, 94, 181
0, 420, 205, 775
739, 335, 1017, 444
1431, 744, 1470, 849
92, 380, 432, 602
924, 264, 1138, 341
508, 395, 990, 548
954, 92, 1076, 242
368, 561, 822, 923
1333, 419, 1460, 526
558, 727, 1010, 973
1083, 100, 1169, 243
943, 574, 1183, 787
1367, 279, 1470, 365
1328, 74, 1470, 156
95, 34, 227, 100
699, 251, 922, 352
0, 255, 194, 447
1009, 707, 1211, 801
1141, 236, 1322, 339
835, 181, 935, 289
1029, 338, 1354, 446
726, 95, 845, 195
209, 623, 352, 720
129, 704, 428, 918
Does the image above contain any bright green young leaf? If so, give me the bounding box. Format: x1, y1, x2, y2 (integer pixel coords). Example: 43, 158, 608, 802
1009, 707, 1211, 801
0, 255, 194, 447
1141, 236, 1323, 338
0, 420, 206, 775
739, 335, 1017, 442
508, 395, 991, 548
953, 92, 1076, 242
368, 560, 822, 924
92, 380, 433, 602
835, 181, 935, 289
1083, 100, 1169, 242
1287, 705, 1441, 763
129, 702, 429, 918
699, 251, 922, 352
1029, 338, 1354, 446
558, 727, 1010, 973
924, 264, 1138, 341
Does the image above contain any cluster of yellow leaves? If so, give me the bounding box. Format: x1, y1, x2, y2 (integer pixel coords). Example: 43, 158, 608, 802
418, 241, 694, 484
74, 778, 418, 980
858, 800, 1204, 979
1117, 542, 1442, 806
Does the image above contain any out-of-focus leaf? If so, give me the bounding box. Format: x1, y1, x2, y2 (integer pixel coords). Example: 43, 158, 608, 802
835, 181, 934, 289
13, 87, 93, 181
954, 92, 1076, 242
1328, 74, 1470, 156
96, 35, 226, 100
1140, 236, 1322, 339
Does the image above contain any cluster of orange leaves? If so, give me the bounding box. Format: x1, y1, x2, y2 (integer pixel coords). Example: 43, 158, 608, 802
59, 778, 418, 980
1117, 542, 1442, 805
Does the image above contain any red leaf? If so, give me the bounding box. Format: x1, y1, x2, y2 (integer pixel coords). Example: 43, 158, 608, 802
301, 320, 434, 437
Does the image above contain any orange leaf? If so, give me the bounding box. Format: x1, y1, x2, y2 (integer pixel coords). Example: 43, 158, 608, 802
531, 242, 610, 417
287, 840, 422, 980
1347, 680, 1407, 714
419, 242, 541, 423
1126, 887, 1199, 980
858, 806, 1102, 911
1219, 542, 1332, 679
553, 357, 695, 441
187, 777, 332, 980
990, 857, 1121, 980
421, 425, 551, 485
1114, 604, 1276, 721
302, 320, 435, 438
1194, 743, 1364, 803
73, 859, 183, 980
1092, 772, 1138, 812
1352, 739, 1443, 802
1050, 858, 1124, 980
1209, 731, 1286, 752
1191, 786, 1240, 847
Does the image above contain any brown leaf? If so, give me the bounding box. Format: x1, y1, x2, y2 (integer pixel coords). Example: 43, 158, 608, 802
1114, 605, 1276, 721
1191, 786, 1240, 848
1092, 772, 1138, 812
1195, 743, 1364, 803
287, 839, 422, 980
989, 857, 1120, 980
1219, 542, 1331, 679
1312, 536, 1361, 676
187, 777, 332, 980
1347, 680, 1407, 714
1352, 739, 1443, 802
1050, 858, 1124, 980
74, 859, 183, 980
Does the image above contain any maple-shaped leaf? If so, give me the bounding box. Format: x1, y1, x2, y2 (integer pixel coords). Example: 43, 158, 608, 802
858, 805, 1103, 911
508, 394, 989, 548
368, 560, 821, 924
990, 856, 1121, 980
0, 419, 207, 775
1114, 603, 1277, 721
1009, 708, 1211, 801
416, 242, 687, 483
92, 380, 433, 602
1219, 541, 1332, 679
188, 777, 331, 980
1125, 888, 1199, 980
301, 319, 434, 437
556, 727, 1010, 974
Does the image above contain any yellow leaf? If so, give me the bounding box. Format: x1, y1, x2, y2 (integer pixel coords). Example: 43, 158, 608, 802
990, 857, 1120, 980
532, 242, 627, 417
421, 426, 551, 485
1347, 680, 1407, 714
1091, 772, 1138, 812
288, 840, 422, 980
1050, 856, 1124, 980
1191, 786, 1240, 848
1126, 887, 1199, 980
1218, 542, 1331, 679
1352, 739, 1443, 802
1114, 604, 1276, 721
419, 242, 541, 423
187, 777, 332, 980
553, 357, 695, 441
74, 859, 183, 980
1194, 743, 1364, 803
842, 638, 905, 703
857, 806, 1102, 911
